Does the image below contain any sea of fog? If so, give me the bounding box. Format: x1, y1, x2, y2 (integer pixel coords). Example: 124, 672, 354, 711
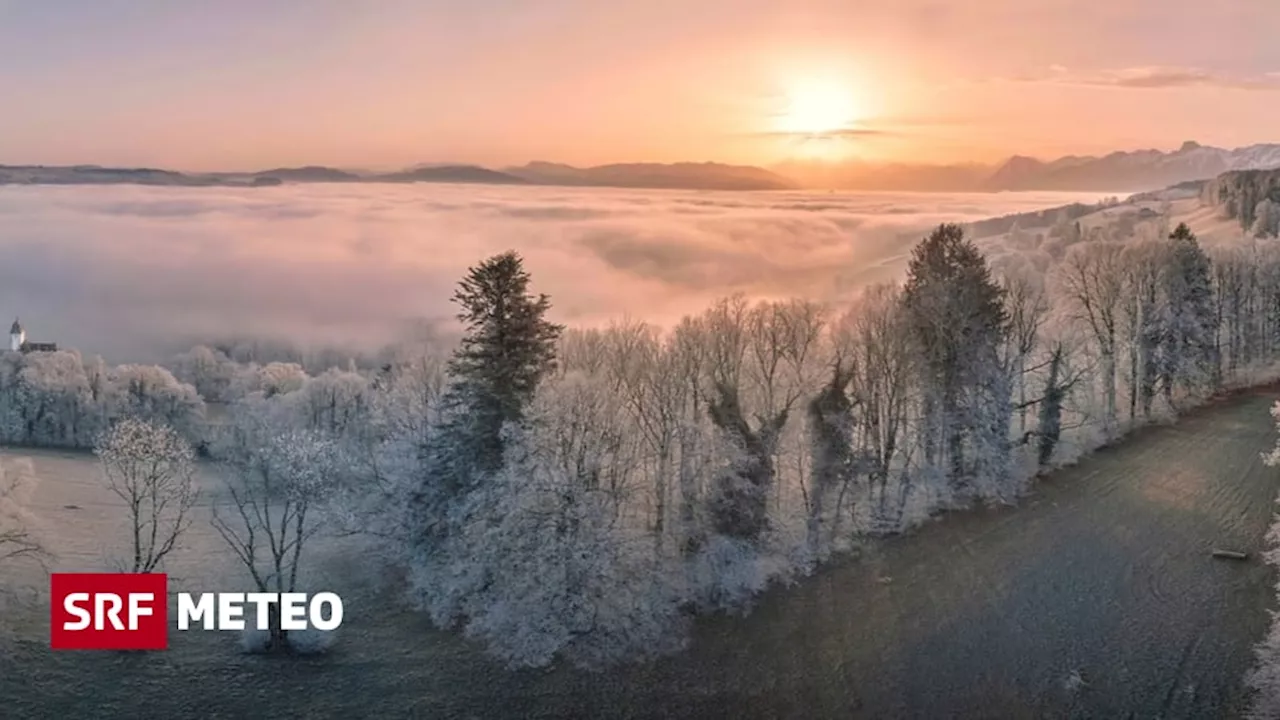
0, 184, 1106, 363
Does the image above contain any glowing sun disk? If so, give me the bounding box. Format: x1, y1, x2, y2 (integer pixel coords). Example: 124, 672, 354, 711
778, 81, 859, 135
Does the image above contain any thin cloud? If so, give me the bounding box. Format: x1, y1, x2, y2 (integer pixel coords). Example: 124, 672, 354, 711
1014, 65, 1280, 91
748, 117, 900, 142
753, 127, 894, 141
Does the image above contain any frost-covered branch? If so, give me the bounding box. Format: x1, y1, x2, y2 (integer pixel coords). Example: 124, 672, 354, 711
95, 418, 198, 574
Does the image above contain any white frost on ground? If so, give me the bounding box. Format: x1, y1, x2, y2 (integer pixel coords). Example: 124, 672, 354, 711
1246, 402, 1280, 719
1246, 507, 1280, 718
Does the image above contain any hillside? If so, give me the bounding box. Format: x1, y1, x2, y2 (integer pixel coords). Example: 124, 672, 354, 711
251, 166, 362, 183
0, 165, 225, 186
1200, 168, 1280, 233
372, 165, 528, 185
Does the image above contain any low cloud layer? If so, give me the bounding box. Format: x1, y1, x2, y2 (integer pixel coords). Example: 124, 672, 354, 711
0, 184, 1100, 362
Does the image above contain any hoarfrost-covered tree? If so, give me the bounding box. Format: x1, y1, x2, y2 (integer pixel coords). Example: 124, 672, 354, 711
16, 350, 94, 446
96, 418, 198, 573
418, 373, 684, 668
1162, 223, 1217, 399
428, 251, 563, 496
171, 345, 236, 402
700, 298, 820, 545
1002, 270, 1049, 436
606, 321, 686, 548
902, 223, 1011, 497
1253, 199, 1280, 238
362, 352, 448, 535
1261, 402, 1280, 469
804, 356, 857, 556
212, 419, 346, 653
1055, 243, 1124, 436
405, 253, 567, 656
668, 316, 714, 549
701, 297, 784, 544
230, 361, 309, 400
105, 364, 205, 438
1023, 339, 1087, 469
296, 367, 372, 440
0, 464, 43, 567
1121, 242, 1169, 419
844, 285, 913, 532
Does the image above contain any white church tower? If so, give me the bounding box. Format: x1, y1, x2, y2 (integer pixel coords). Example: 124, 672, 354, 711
9, 318, 24, 352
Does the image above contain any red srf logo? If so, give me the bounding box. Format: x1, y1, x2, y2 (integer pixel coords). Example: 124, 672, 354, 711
50, 573, 168, 650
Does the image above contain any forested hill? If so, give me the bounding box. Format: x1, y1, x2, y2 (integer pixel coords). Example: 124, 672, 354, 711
1201, 168, 1280, 236
965, 201, 1109, 240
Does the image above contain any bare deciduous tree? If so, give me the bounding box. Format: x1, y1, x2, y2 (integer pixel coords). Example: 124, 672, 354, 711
1002, 271, 1049, 434
1055, 242, 1124, 437
0, 464, 43, 567
212, 424, 343, 651
95, 418, 198, 573
843, 285, 913, 533
701, 297, 820, 544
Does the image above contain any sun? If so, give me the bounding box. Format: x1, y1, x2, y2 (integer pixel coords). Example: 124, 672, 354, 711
777, 80, 859, 136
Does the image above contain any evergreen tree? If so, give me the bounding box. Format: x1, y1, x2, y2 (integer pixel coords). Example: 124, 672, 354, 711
902, 224, 1011, 494
1163, 223, 1217, 398
432, 251, 563, 493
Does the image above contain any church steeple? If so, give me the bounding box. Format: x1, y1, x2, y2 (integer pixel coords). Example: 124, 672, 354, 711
9, 318, 24, 352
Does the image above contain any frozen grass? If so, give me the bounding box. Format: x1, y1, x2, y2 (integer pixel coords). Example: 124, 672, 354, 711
1243, 395, 1280, 719
239, 627, 338, 655
1245, 504, 1280, 719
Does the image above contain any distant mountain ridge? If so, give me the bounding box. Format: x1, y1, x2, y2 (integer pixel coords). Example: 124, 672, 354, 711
0, 161, 788, 191
984, 141, 1280, 192
775, 141, 1280, 193
374, 165, 527, 184
505, 161, 796, 190
5, 141, 1280, 193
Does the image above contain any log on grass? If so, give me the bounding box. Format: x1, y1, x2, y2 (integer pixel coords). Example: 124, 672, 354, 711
1212, 549, 1249, 560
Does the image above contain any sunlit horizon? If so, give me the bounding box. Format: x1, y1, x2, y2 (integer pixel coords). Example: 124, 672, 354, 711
3, 2, 1280, 171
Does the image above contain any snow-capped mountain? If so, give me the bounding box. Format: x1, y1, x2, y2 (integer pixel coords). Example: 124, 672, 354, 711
986, 141, 1280, 192
6, 141, 1280, 193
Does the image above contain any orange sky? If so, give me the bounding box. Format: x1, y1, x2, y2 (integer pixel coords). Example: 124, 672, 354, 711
2, 1, 1279, 170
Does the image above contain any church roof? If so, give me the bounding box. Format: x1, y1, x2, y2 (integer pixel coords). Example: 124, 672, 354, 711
9, 318, 21, 334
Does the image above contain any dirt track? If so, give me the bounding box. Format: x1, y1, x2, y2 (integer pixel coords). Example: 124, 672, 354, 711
3, 388, 1280, 719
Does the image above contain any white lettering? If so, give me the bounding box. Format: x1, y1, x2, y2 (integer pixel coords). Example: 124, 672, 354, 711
63, 592, 91, 631
310, 592, 342, 631
97, 593, 123, 630
245, 593, 276, 630
127, 593, 153, 630
177, 593, 214, 630
280, 593, 308, 630
170, 592, 344, 631
218, 592, 245, 630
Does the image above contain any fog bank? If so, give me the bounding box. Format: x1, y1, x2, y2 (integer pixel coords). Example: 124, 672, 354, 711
0, 184, 1103, 362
